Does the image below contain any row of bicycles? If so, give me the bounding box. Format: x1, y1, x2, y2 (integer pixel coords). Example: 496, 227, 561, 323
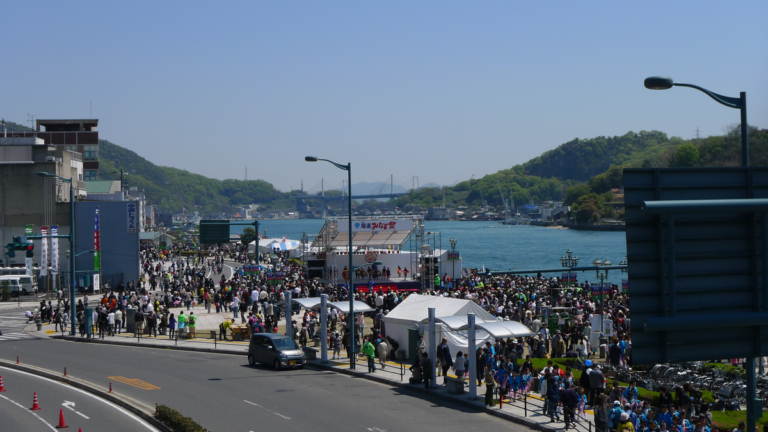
599, 362, 768, 411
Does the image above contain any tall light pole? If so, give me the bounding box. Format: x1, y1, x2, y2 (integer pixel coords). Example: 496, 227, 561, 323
560, 248, 579, 288
305, 156, 356, 370
449, 238, 457, 289
644, 76, 749, 167
38, 172, 76, 335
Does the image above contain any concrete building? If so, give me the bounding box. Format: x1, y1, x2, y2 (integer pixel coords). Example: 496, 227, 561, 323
5, 119, 100, 180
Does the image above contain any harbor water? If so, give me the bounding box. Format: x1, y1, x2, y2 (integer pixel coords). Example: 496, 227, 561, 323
232, 220, 628, 284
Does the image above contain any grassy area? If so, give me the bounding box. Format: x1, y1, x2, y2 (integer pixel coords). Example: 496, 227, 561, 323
705, 362, 746, 377
711, 410, 768, 430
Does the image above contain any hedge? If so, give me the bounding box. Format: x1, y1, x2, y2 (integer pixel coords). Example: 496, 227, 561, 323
156, 405, 209, 432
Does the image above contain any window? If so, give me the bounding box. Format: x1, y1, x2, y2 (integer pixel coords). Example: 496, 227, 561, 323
84, 170, 98, 181
83, 145, 98, 161
64, 145, 76, 152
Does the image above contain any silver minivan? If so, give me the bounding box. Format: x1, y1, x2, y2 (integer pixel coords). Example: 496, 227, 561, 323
247, 333, 306, 370
0, 276, 34, 296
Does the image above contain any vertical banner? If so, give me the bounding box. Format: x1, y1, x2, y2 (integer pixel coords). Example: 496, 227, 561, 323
51, 225, 59, 274
621, 279, 629, 294
93, 273, 100, 293
40, 226, 49, 277
24, 225, 33, 236
94, 208, 101, 271
127, 202, 137, 233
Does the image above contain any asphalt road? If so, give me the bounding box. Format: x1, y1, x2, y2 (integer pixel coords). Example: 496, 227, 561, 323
0, 365, 160, 431
2, 338, 526, 432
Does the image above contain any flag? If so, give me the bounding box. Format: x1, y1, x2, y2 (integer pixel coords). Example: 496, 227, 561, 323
51, 225, 59, 273
94, 207, 101, 271
40, 226, 48, 277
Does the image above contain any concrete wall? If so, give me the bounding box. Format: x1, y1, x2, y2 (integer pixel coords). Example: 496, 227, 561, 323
75, 201, 139, 285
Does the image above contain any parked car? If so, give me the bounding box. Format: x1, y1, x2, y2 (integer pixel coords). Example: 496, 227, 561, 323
247, 333, 306, 370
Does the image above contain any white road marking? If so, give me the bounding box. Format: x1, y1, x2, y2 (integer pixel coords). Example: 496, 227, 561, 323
244, 400, 291, 420
63, 400, 90, 419
0, 393, 57, 431
0, 366, 159, 431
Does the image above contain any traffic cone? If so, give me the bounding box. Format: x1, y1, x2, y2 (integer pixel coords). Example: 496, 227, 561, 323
0, 375, 5, 392
30, 392, 41, 410
56, 408, 69, 428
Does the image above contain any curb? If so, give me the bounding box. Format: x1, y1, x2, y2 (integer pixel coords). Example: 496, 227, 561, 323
0, 358, 173, 432
52, 335, 247, 355
302, 360, 555, 432
48, 336, 559, 432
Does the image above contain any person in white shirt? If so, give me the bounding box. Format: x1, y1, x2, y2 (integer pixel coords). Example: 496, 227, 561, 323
107, 311, 116, 336
115, 309, 123, 334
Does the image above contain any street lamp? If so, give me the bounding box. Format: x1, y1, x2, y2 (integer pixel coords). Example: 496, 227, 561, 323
109, 169, 127, 193
593, 258, 610, 336
644, 76, 749, 167
449, 238, 457, 289
38, 172, 77, 335
305, 155, 356, 369
560, 248, 579, 288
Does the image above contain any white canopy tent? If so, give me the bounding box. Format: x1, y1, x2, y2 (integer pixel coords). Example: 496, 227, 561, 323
291, 297, 322, 310
382, 294, 496, 359
324, 301, 375, 314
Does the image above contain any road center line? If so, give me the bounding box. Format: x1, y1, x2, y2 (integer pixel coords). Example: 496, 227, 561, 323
244, 400, 291, 420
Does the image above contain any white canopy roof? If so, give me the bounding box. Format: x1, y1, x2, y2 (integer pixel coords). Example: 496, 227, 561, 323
467, 321, 536, 338
418, 315, 491, 330
383, 294, 495, 325
291, 297, 322, 309
324, 301, 375, 314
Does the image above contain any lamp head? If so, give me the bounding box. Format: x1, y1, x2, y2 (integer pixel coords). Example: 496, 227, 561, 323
304, 156, 318, 162
644, 76, 674, 90
37, 172, 51, 177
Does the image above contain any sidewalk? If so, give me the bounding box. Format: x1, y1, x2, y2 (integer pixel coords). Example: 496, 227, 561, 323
32, 324, 596, 432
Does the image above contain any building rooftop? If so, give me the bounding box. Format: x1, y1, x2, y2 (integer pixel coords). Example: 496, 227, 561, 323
36, 119, 98, 132
85, 180, 117, 194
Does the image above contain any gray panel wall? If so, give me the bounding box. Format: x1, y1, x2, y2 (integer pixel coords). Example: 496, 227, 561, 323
75, 201, 139, 286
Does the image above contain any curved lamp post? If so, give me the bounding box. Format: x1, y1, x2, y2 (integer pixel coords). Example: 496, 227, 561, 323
305, 156, 356, 369
644, 76, 748, 167
560, 248, 579, 288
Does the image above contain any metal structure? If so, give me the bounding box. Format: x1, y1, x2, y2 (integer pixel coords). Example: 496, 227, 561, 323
305, 156, 356, 370
625, 167, 768, 432
644, 76, 748, 167
449, 238, 457, 287
592, 258, 611, 333
560, 249, 579, 287
409, 222, 441, 290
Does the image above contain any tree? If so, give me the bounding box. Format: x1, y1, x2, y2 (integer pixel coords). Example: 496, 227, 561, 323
564, 184, 591, 205
240, 227, 257, 246
576, 200, 600, 223
674, 143, 699, 167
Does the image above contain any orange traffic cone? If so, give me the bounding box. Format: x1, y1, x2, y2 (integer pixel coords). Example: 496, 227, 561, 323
56, 408, 69, 428
0, 375, 5, 392
30, 392, 41, 410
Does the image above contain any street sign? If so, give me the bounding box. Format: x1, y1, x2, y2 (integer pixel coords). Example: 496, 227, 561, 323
199, 220, 231, 244
624, 167, 768, 364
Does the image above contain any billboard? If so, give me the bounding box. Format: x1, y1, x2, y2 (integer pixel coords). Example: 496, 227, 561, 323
338, 220, 412, 232
624, 167, 768, 364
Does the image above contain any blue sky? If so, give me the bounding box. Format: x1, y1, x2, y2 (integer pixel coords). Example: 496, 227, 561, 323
2, 1, 766, 192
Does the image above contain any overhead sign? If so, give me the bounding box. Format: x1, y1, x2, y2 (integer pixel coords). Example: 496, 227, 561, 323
200, 220, 231, 244
625, 167, 768, 364
339, 220, 412, 232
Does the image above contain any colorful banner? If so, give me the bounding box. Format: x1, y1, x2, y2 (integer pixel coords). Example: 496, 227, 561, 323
447, 251, 460, 261
94, 208, 101, 271
40, 226, 48, 277
51, 225, 59, 273
590, 282, 610, 299
24, 225, 33, 236
621, 279, 629, 294
561, 272, 578, 284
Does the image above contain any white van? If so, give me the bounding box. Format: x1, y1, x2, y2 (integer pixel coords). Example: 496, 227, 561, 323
0, 275, 35, 296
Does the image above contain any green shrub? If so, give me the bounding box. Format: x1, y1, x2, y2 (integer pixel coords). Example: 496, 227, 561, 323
156, 405, 208, 432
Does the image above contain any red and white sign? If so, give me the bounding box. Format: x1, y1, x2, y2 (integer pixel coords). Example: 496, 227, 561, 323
364, 252, 378, 263
338, 220, 412, 232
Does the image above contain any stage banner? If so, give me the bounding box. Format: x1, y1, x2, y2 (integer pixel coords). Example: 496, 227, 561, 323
338, 220, 412, 232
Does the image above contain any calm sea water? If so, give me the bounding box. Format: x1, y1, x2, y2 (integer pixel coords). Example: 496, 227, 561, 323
232, 220, 628, 284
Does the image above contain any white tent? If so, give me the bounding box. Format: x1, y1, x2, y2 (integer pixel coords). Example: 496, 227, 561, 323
382, 294, 496, 359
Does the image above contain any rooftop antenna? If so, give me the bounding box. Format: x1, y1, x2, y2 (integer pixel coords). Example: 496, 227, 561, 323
2, 118, 5, 138
27, 113, 37, 130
